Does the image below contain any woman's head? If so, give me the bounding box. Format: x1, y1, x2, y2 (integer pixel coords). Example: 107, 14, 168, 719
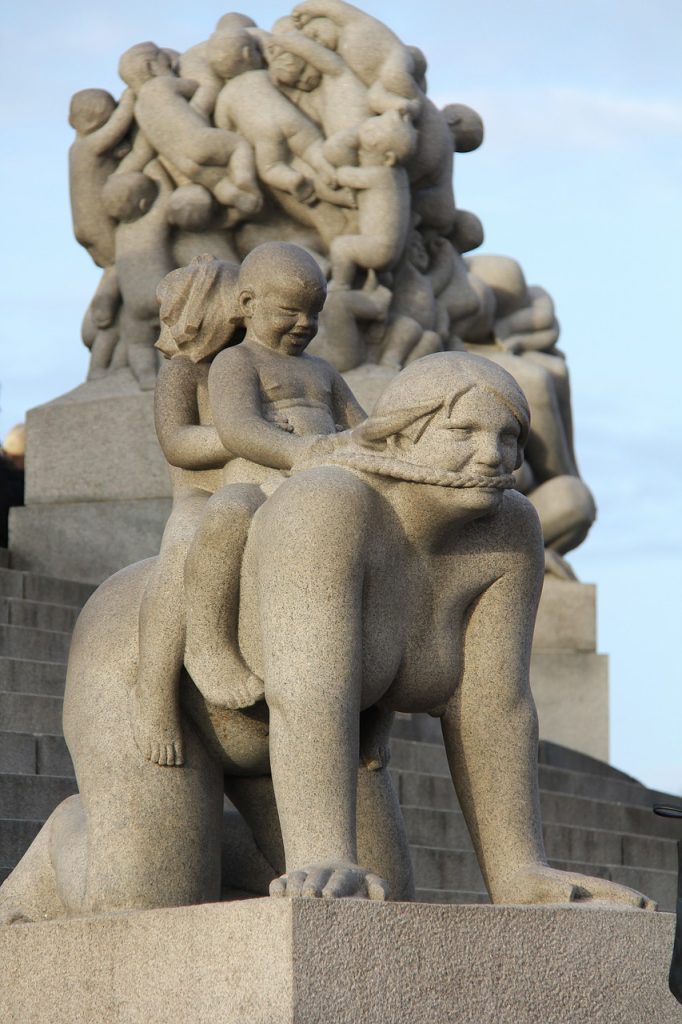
155, 254, 242, 362
353, 352, 530, 477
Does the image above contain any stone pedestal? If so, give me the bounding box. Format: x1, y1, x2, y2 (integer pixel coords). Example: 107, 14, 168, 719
0, 900, 676, 1023
531, 577, 609, 762
10, 370, 171, 583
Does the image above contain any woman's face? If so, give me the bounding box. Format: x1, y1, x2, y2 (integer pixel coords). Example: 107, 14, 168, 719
395, 387, 521, 482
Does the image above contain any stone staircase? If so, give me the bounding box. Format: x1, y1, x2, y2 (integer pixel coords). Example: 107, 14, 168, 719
0, 556, 679, 909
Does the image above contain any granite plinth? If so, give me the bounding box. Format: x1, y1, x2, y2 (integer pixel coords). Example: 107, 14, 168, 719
24, 371, 169, 505
0, 900, 675, 1023
10, 499, 171, 583
530, 576, 609, 762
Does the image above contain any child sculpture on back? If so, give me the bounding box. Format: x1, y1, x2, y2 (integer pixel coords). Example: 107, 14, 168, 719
132, 242, 366, 766
182, 242, 366, 709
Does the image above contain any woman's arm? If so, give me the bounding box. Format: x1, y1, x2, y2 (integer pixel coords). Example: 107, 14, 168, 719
155, 358, 228, 469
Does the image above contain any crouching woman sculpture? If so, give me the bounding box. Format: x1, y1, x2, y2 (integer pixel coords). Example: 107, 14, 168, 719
0, 352, 653, 921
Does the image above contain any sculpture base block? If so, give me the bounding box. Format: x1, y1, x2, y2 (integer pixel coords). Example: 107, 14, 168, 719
530, 577, 609, 762
9, 498, 171, 584
0, 900, 675, 1023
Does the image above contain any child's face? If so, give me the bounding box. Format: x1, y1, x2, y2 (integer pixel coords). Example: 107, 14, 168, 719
244, 278, 325, 356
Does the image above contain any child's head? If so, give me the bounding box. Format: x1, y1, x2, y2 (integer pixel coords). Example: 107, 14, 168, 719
69, 89, 117, 134
265, 43, 320, 91
102, 172, 158, 222
168, 184, 214, 231
207, 29, 263, 80
358, 111, 416, 166
156, 253, 242, 362
238, 242, 327, 356
118, 42, 171, 90
215, 12, 257, 32
441, 103, 484, 154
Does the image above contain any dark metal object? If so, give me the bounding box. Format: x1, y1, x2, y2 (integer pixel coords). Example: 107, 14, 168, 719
653, 804, 682, 1005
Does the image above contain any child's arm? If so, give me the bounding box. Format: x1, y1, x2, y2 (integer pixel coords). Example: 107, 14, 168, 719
330, 371, 366, 428
142, 158, 174, 222
208, 348, 322, 470
170, 76, 200, 100
90, 89, 135, 155
155, 358, 228, 469
335, 164, 378, 190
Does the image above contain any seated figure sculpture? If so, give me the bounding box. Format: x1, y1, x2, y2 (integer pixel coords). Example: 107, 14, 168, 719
0, 339, 653, 920
182, 242, 367, 710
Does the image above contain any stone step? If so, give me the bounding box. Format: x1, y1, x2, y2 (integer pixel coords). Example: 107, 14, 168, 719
401, 805, 678, 872
390, 739, 655, 808
409, 845, 677, 910
0, 732, 73, 777
411, 844, 485, 892
0, 658, 66, 696
0, 692, 63, 735
0, 596, 80, 632
0, 568, 94, 607
537, 741, 639, 784
0, 818, 42, 869
392, 717, 639, 784
0, 773, 77, 820
393, 768, 680, 840
0, 624, 70, 663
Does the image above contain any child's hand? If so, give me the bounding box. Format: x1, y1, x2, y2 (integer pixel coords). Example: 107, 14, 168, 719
291, 432, 345, 472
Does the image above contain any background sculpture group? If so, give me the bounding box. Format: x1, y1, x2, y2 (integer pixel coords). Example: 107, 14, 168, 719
69, 0, 595, 570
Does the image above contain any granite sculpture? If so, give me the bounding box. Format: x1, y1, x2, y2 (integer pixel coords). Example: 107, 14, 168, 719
66, 3, 594, 568
0, 244, 653, 919
70, 1, 482, 387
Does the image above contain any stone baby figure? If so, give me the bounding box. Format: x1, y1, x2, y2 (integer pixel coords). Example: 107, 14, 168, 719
68, 87, 135, 268
182, 241, 367, 710
130, 254, 243, 766
210, 29, 336, 205
328, 110, 415, 289
101, 160, 175, 389
118, 41, 262, 217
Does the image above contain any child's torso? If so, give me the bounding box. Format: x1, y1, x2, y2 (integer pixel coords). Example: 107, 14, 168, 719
251, 347, 338, 436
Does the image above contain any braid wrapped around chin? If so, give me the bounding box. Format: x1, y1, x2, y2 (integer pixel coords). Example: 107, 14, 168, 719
325, 448, 515, 490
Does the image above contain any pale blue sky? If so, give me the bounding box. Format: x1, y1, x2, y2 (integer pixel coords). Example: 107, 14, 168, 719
1, 1, 680, 791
